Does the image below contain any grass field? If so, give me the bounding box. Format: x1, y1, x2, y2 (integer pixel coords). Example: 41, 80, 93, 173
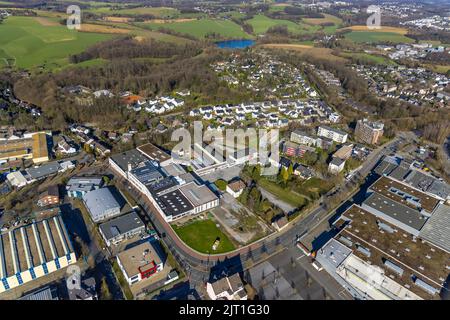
140, 18, 252, 39
172, 218, 236, 254
344, 31, 414, 44
247, 14, 319, 35
343, 25, 408, 34
0, 16, 112, 69
303, 14, 343, 26
257, 178, 308, 208
87, 6, 179, 18
260, 43, 347, 62
340, 51, 396, 65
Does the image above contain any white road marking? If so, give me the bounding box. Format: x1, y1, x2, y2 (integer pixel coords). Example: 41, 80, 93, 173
296, 254, 305, 260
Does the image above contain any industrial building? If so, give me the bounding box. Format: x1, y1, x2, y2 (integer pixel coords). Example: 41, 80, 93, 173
137, 143, 172, 166
0, 132, 49, 164
179, 182, 220, 215
82, 187, 122, 223
316, 204, 450, 300
66, 176, 103, 198
0, 214, 76, 294
109, 149, 149, 179
99, 212, 145, 247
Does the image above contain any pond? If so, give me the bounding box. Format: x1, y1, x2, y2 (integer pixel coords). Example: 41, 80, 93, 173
215, 39, 255, 49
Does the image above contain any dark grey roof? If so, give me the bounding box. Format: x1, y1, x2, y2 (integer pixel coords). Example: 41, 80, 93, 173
99, 211, 144, 241
330, 157, 345, 166
155, 189, 193, 218
27, 162, 60, 180
110, 149, 149, 172
362, 193, 428, 232
145, 176, 178, 196
131, 161, 164, 185
19, 286, 59, 300
66, 176, 103, 193
419, 204, 450, 252
405, 170, 450, 200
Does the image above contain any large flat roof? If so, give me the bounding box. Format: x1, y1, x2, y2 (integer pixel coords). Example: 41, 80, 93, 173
179, 182, 218, 207
155, 189, 193, 218
130, 161, 164, 185
82, 187, 121, 220
27, 162, 60, 180
117, 240, 162, 279
99, 211, 144, 241
137, 143, 171, 163
405, 170, 450, 200
370, 176, 440, 213
338, 205, 450, 299
110, 149, 149, 172
419, 204, 450, 253
32, 132, 49, 161
362, 192, 428, 232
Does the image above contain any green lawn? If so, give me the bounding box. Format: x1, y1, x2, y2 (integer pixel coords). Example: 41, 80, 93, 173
257, 178, 308, 208
172, 218, 236, 254
140, 18, 252, 39
0, 16, 112, 70
340, 52, 396, 65
246, 14, 320, 35
345, 31, 414, 44
87, 6, 179, 17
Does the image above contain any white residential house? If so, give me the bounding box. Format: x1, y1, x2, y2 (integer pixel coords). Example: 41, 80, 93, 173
206, 274, 247, 300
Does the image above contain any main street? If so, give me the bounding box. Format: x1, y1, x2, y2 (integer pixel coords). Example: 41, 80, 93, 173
112, 134, 406, 295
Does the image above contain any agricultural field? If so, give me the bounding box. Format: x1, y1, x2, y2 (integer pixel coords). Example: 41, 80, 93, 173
0, 16, 113, 70
172, 217, 236, 254
339, 51, 396, 65
139, 18, 252, 39
303, 13, 343, 34
87, 6, 179, 18
342, 25, 414, 44
247, 14, 320, 35
260, 43, 347, 62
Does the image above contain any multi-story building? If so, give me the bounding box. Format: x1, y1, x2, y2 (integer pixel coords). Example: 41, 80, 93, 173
283, 141, 315, 158
328, 157, 346, 174
355, 119, 384, 145
116, 241, 163, 286
290, 130, 317, 146
317, 126, 348, 144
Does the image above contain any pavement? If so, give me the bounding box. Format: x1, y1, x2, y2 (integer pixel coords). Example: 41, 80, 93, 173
106, 134, 406, 299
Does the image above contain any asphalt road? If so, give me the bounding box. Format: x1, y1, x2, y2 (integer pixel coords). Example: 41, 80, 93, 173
110, 134, 405, 297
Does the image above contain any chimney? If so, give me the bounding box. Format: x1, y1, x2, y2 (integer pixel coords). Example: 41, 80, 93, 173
128, 162, 132, 172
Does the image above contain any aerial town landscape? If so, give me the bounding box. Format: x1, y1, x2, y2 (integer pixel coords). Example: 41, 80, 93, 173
0, 0, 449, 310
